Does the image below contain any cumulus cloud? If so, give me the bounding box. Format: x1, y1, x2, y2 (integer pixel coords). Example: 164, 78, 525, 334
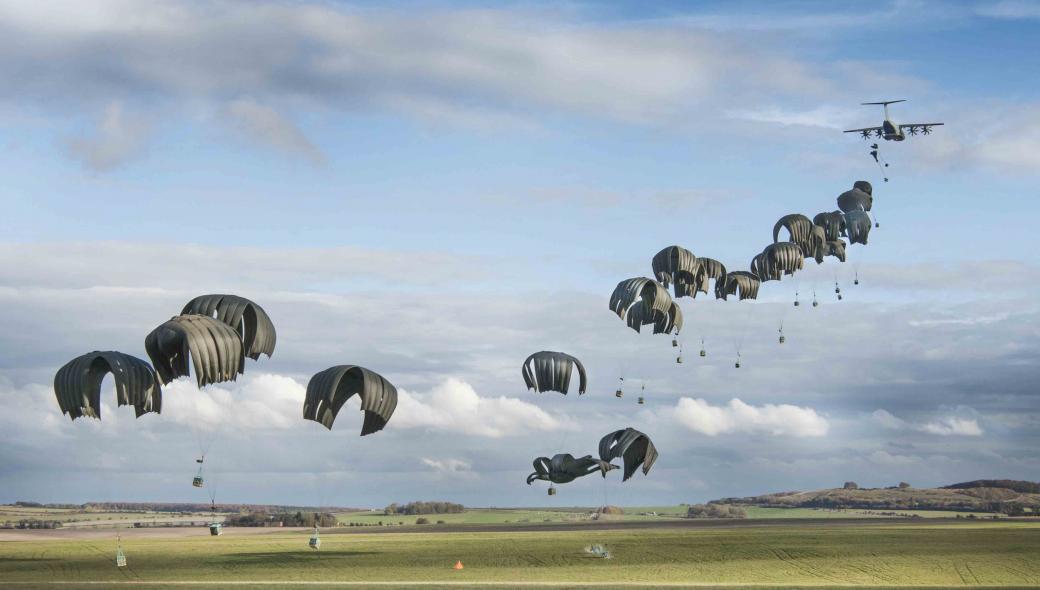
394, 378, 565, 438
162, 373, 303, 431
673, 397, 829, 437
872, 409, 984, 437
66, 102, 151, 171
421, 457, 475, 479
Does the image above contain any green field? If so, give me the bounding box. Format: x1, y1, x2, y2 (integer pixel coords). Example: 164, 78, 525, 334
2, 520, 1039, 588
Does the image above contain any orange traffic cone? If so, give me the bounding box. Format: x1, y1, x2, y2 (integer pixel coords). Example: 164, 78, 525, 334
453, 560, 464, 570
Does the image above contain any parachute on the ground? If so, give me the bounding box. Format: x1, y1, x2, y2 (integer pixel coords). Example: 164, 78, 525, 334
652, 246, 698, 298
522, 351, 587, 395
181, 294, 276, 360
145, 315, 245, 387
302, 365, 398, 435
716, 271, 761, 301
54, 351, 161, 420
599, 428, 658, 482
526, 454, 616, 485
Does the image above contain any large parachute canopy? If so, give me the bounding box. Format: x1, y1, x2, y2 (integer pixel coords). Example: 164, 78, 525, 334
805, 225, 828, 264
522, 351, 587, 395
181, 294, 276, 360
844, 211, 872, 245
599, 428, 658, 481
526, 454, 616, 485
145, 315, 245, 387
716, 271, 761, 301
750, 252, 779, 282
54, 351, 161, 420
302, 365, 398, 435
822, 239, 847, 262
772, 214, 815, 251
608, 277, 677, 334
757, 242, 805, 279
813, 211, 846, 242
651, 246, 698, 298
693, 258, 727, 296
837, 183, 873, 213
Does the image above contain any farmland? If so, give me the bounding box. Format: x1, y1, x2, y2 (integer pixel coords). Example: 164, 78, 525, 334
1, 518, 1038, 588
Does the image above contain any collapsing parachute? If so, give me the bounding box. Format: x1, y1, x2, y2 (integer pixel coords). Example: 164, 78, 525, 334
522, 351, 587, 395
837, 181, 873, 213
599, 428, 658, 482
526, 454, 616, 485
302, 365, 398, 435
54, 351, 161, 420
145, 315, 245, 387
181, 294, 276, 360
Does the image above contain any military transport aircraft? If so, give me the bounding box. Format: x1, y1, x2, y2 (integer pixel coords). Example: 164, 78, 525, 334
844, 100, 943, 141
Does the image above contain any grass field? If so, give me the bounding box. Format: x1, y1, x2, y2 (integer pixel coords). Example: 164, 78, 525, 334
1, 520, 1038, 588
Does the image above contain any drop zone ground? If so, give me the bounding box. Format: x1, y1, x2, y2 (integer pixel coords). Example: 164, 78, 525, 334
1, 519, 1039, 589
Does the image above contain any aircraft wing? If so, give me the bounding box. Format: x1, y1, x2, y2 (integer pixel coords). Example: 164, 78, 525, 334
899, 122, 943, 136
844, 126, 883, 138
899, 123, 943, 129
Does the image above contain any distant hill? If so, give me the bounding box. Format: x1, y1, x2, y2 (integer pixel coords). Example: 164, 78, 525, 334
713, 481, 1040, 516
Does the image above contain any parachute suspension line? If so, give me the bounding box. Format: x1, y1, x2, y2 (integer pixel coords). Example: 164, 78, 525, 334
778, 320, 785, 345
869, 143, 890, 182
812, 289, 819, 308
699, 337, 706, 358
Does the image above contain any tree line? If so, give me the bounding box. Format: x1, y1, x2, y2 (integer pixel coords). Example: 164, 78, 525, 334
383, 501, 464, 515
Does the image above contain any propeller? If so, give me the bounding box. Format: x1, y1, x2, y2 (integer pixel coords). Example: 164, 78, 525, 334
907, 125, 918, 136
922, 125, 932, 135
874, 129, 884, 138
860, 130, 871, 139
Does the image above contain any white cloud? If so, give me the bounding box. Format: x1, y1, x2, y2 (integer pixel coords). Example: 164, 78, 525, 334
394, 378, 565, 438
869, 450, 922, 466
921, 417, 984, 437
673, 397, 829, 437
162, 373, 303, 432
976, 1, 1040, 19
873, 409, 984, 437
225, 98, 323, 163
726, 104, 858, 130
421, 457, 474, 476
66, 102, 151, 171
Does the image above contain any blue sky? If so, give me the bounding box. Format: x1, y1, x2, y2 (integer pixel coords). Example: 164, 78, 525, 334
1, 0, 1038, 508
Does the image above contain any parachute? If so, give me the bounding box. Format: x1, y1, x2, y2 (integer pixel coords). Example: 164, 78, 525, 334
609, 277, 677, 335
526, 454, 616, 485
715, 271, 760, 301
822, 239, 847, 262
844, 211, 872, 245
813, 211, 846, 241
521, 351, 587, 395
750, 252, 778, 282
772, 214, 814, 251
760, 242, 805, 277
693, 258, 727, 296
181, 294, 276, 360
651, 246, 698, 298
598, 428, 658, 482
145, 315, 245, 387
302, 365, 398, 435
53, 351, 161, 420
837, 184, 873, 213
